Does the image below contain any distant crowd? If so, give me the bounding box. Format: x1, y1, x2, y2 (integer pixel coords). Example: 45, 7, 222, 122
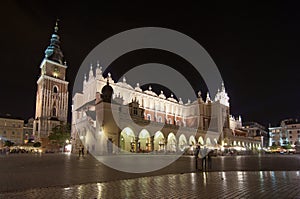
0, 147, 42, 154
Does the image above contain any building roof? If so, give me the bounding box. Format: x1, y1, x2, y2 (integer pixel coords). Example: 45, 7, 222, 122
44, 20, 64, 65
75, 99, 95, 111
0, 113, 23, 121
282, 118, 300, 125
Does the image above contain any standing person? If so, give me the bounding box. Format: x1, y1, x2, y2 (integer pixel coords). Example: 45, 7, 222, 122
78, 145, 82, 157
81, 146, 84, 157
194, 145, 200, 171
207, 150, 213, 171
201, 146, 208, 171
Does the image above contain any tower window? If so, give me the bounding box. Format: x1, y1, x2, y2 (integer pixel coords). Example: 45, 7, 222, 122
53, 86, 58, 93
53, 67, 59, 78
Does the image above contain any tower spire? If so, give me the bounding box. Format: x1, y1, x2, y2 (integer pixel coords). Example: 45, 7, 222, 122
54, 18, 59, 33
44, 19, 64, 64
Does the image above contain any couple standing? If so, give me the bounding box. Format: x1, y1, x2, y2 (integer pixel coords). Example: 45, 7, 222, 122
194, 145, 212, 171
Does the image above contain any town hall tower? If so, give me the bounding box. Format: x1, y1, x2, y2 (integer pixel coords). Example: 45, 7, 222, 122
33, 21, 69, 142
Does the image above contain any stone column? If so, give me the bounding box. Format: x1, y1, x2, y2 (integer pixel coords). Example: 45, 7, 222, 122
135, 137, 139, 153
150, 136, 154, 152
164, 139, 168, 152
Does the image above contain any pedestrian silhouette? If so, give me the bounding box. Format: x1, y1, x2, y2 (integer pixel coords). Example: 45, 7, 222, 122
194, 145, 200, 170
81, 146, 84, 157
201, 147, 208, 171
207, 150, 213, 171
79, 145, 82, 157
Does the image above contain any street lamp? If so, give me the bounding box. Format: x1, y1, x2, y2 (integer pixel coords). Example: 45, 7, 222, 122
65, 139, 71, 153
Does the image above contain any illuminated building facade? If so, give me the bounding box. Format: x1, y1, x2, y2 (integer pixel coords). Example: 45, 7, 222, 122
269, 119, 300, 147
72, 64, 261, 154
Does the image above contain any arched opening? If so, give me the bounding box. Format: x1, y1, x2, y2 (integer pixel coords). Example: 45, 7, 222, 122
178, 134, 188, 151
138, 129, 151, 152
198, 136, 204, 146
167, 133, 177, 152
206, 137, 211, 146
189, 136, 196, 146
52, 108, 57, 117
214, 138, 218, 145
120, 127, 136, 152
233, 140, 237, 146
53, 86, 58, 93
154, 131, 164, 152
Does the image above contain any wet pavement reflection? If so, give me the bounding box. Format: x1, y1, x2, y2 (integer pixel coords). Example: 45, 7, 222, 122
0, 154, 300, 198
1, 171, 299, 198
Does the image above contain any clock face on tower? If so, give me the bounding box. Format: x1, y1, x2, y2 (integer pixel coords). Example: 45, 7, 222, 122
53, 66, 59, 78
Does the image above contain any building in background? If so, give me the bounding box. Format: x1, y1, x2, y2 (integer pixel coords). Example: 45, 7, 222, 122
33, 21, 69, 144
0, 115, 24, 145
269, 119, 300, 147
242, 122, 268, 147
280, 119, 300, 146
268, 126, 282, 146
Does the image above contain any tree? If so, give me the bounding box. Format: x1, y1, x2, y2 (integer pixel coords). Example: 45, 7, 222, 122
4, 140, 14, 147
33, 142, 41, 147
282, 143, 292, 150
48, 123, 71, 148
270, 143, 279, 150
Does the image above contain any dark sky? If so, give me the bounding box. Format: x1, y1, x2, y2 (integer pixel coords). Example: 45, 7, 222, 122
1, 1, 300, 127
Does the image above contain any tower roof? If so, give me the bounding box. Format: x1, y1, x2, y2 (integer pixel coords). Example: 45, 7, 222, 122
44, 19, 64, 64
101, 79, 114, 103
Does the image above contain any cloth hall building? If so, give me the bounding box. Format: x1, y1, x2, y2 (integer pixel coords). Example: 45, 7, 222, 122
71, 64, 261, 155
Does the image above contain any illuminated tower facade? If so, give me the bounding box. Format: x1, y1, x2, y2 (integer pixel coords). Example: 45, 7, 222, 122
33, 21, 69, 142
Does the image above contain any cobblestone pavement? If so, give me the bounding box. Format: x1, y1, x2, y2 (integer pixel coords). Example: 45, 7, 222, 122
1, 154, 300, 198
1, 171, 300, 199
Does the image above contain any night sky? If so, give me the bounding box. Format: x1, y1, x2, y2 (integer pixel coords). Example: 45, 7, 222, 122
1, 1, 300, 127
